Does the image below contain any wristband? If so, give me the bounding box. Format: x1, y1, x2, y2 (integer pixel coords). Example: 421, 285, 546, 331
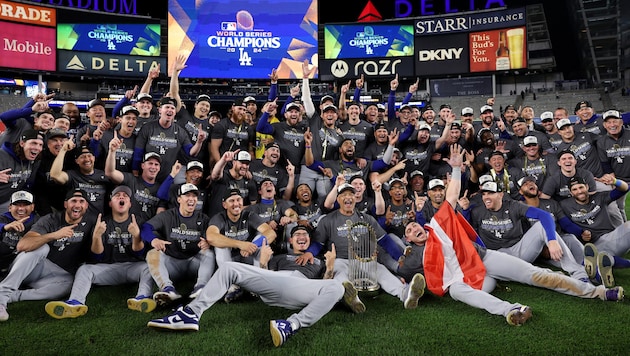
615, 179, 623, 188
305, 145, 311, 148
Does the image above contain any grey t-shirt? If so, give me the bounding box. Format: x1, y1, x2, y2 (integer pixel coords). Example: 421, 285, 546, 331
470, 199, 531, 250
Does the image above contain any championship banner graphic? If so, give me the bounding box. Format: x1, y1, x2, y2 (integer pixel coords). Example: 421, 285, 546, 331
57, 23, 161, 56
168, 0, 318, 79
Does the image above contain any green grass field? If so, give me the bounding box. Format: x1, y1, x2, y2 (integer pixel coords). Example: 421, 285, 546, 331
1, 197, 630, 355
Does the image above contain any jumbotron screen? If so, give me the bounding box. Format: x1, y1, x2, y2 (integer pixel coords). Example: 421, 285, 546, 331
57, 23, 161, 56
323, 24, 414, 59
168, 0, 319, 79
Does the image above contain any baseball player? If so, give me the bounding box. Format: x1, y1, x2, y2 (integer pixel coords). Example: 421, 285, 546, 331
44, 185, 156, 318
465, 178, 590, 283
0, 188, 95, 321
146, 226, 359, 348
0, 191, 40, 276
560, 175, 630, 287
305, 182, 425, 312
399, 144, 624, 326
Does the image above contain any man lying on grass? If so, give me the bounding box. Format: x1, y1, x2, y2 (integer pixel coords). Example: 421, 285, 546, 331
398, 144, 624, 326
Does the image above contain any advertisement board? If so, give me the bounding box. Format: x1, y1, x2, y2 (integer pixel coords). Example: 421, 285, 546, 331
0, 20, 56, 71
57, 23, 161, 56
414, 33, 468, 76
429, 76, 493, 97
168, 0, 319, 79
469, 26, 526, 72
323, 23, 414, 59
0, 0, 56, 27
57, 50, 166, 77
319, 56, 414, 81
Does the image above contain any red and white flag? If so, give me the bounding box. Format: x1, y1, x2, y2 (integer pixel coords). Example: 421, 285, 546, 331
423, 204, 486, 296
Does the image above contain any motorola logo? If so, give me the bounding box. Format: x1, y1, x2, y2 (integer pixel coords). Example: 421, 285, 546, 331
331, 60, 349, 78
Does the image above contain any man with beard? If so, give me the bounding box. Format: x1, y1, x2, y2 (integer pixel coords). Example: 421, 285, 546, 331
105, 134, 162, 225
555, 118, 604, 178
256, 101, 308, 185
464, 180, 590, 283
0, 191, 40, 276
415, 178, 447, 224
249, 143, 295, 201
44, 186, 156, 318
156, 161, 207, 213
518, 176, 585, 263
472, 105, 502, 140
33, 129, 71, 216
560, 175, 630, 287
93, 105, 138, 173
540, 150, 598, 201
501, 105, 518, 133
337, 101, 374, 167
508, 135, 558, 188
0, 189, 95, 321
305, 133, 392, 187
509, 117, 552, 157
539, 111, 562, 149
379, 178, 414, 244
176, 93, 213, 178
421, 105, 436, 127
210, 98, 255, 168
133, 97, 207, 183
208, 150, 258, 217
0, 130, 44, 211
61, 102, 82, 137
50, 141, 112, 219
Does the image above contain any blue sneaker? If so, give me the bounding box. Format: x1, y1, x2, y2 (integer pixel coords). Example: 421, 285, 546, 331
189, 284, 205, 299
45, 299, 88, 319
127, 295, 157, 313
147, 306, 199, 331
506, 305, 532, 326
605, 286, 624, 301
597, 252, 615, 288
583, 243, 598, 281
270, 319, 296, 347
153, 286, 182, 306
224, 284, 244, 303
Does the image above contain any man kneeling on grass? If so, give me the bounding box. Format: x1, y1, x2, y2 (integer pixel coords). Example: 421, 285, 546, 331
147, 225, 364, 347
398, 144, 624, 326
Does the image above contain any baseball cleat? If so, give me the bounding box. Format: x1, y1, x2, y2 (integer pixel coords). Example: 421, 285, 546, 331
270, 319, 296, 347
506, 305, 532, 326
597, 252, 615, 288
153, 286, 182, 306
224, 284, 244, 303
147, 306, 199, 331
583, 243, 598, 281
342, 281, 366, 314
604, 286, 624, 301
127, 295, 157, 313
45, 299, 88, 319
404, 273, 425, 310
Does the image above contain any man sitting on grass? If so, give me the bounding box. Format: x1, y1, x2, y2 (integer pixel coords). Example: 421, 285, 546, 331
147, 225, 362, 348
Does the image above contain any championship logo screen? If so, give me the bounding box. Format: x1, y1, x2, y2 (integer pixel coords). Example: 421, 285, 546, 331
57, 23, 161, 56
323, 24, 414, 59
168, 0, 318, 79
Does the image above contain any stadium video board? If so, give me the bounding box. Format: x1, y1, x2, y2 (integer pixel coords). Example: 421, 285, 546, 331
168, 0, 319, 79
57, 23, 161, 56
323, 23, 414, 59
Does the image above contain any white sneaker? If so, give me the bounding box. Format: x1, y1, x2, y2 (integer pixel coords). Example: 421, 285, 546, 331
0, 304, 8, 321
